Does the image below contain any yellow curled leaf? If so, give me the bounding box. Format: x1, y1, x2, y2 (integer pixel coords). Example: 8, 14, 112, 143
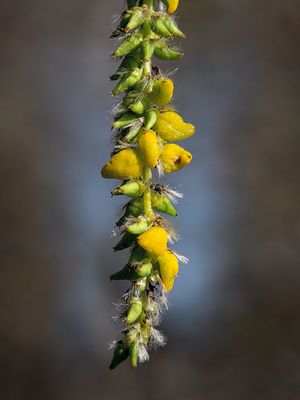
158, 250, 179, 291
137, 226, 168, 258
137, 129, 160, 168
148, 79, 174, 106
154, 111, 195, 142
165, 0, 179, 14
160, 111, 183, 125
160, 144, 192, 173
101, 148, 143, 180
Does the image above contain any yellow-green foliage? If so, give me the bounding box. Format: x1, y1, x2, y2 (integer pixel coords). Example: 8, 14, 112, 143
103, 0, 196, 369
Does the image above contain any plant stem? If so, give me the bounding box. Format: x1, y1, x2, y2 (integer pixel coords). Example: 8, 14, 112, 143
143, 167, 154, 220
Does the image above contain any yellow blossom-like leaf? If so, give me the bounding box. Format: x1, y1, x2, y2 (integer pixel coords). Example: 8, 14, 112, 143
137, 129, 160, 168
160, 143, 192, 173
158, 250, 179, 291
148, 79, 174, 106
154, 111, 195, 142
137, 226, 168, 258
164, 0, 179, 14
101, 148, 143, 180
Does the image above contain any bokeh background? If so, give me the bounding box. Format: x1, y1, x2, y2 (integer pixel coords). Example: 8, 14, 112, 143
1, 0, 300, 399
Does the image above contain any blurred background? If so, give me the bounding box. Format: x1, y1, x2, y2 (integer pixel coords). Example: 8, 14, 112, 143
1, 0, 300, 399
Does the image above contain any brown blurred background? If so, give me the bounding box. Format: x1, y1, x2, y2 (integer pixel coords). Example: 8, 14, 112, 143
1, 0, 300, 399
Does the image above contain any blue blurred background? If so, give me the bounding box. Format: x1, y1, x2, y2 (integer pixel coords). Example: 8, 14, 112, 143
1, 0, 300, 399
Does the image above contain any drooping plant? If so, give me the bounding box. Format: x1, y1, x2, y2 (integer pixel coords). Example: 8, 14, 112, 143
101, 0, 195, 369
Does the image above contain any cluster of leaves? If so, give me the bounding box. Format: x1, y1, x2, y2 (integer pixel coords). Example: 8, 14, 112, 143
101, 0, 196, 369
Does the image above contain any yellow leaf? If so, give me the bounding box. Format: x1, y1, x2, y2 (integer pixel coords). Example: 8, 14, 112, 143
165, 0, 179, 14
160, 144, 192, 173
101, 149, 143, 180
158, 250, 179, 291
154, 111, 195, 142
148, 79, 174, 106
137, 227, 168, 258
137, 129, 160, 168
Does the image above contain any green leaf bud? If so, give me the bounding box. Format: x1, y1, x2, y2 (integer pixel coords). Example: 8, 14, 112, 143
110, 64, 139, 82
130, 101, 145, 115
119, 10, 134, 29
160, 14, 185, 38
141, 40, 155, 61
152, 16, 172, 37
151, 192, 178, 216
129, 98, 151, 115
110, 49, 143, 81
112, 67, 143, 96
113, 32, 143, 58
144, 109, 158, 130
125, 298, 143, 324
111, 181, 144, 197
112, 112, 138, 129
135, 262, 152, 277
125, 7, 145, 32
154, 41, 183, 60
126, 216, 149, 235
124, 122, 143, 142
